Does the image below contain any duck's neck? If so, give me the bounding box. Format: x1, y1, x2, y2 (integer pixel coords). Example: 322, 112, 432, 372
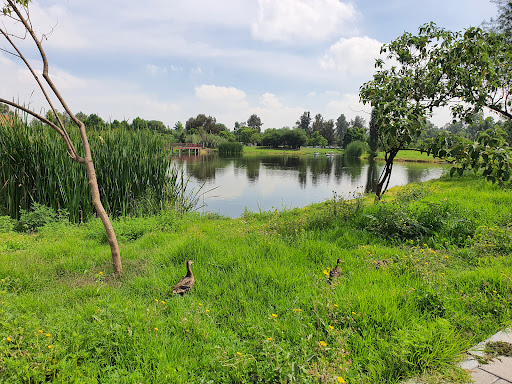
186, 264, 193, 277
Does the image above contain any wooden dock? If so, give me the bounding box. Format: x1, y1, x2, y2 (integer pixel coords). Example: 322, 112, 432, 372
169, 143, 203, 155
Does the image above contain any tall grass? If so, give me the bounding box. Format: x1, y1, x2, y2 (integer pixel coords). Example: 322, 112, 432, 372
218, 142, 243, 155
0, 117, 196, 222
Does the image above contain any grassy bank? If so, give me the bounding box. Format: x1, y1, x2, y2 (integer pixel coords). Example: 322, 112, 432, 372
1, 175, 511, 383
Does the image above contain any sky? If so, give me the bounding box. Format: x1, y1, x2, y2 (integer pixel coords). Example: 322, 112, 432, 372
0, 0, 499, 131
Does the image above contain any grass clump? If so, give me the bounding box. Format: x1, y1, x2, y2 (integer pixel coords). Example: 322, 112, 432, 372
1, 175, 512, 383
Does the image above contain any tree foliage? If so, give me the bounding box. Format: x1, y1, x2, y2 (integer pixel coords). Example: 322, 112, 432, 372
360, 22, 512, 197
247, 114, 263, 132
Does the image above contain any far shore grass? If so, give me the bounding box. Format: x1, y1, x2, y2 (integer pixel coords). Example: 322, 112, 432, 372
241, 146, 444, 163
1, 174, 510, 383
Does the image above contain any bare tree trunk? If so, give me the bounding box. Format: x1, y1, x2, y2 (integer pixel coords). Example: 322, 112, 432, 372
80, 122, 122, 275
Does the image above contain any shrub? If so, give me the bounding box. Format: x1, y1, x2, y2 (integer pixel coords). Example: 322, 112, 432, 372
345, 140, 366, 158
218, 142, 243, 155
0, 216, 14, 232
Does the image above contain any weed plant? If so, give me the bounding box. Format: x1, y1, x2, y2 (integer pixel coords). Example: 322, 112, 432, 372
0, 117, 196, 222
0, 175, 511, 383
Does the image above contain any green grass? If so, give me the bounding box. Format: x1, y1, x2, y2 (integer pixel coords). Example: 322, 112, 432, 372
1, 175, 511, 383
372, 149, 444, 163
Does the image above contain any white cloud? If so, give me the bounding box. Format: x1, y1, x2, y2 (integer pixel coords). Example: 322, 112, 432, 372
146, 64, 168, 76
252, 0, 357, 43
259, 93, 282, 109
320, 36, 383, 78
195, 84, 247, 103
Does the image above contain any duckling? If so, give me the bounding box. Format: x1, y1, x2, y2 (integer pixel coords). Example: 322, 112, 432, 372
328, 258, 343, 283
172, 259, 195, 295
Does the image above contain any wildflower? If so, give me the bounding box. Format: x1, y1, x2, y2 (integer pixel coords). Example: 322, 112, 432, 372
99, 271, 103, 275
267, 337, 272, 341
206, 309, 210, 313
351, 312, 356, 315
323, 270, 329, 276
6, 337, 12, 342
154, 328, 158, 331
319, 341, 327, 347
0, 279, 4, 282
333, 304, 339, 308
293, 308, 302, 312
329, 325, 334, 330
493, 290, 497, 293
337, 377, 346, 383
46, 333, 51, 338
198, 303, 202, 306
154, 299, 159, 302
271, 313, 278, 318
48, 345, 53, 349
38, 330, 43, 334
161, 301, 166, 305
236, 352, 242, 356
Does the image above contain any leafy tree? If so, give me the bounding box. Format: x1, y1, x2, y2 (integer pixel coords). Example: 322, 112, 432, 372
360, 22, 512, 198
487, 0, 512, 42
0, 0, 122, 274
312, 113, 324, 133
342, 126, 366, 149
308, 131, 328, 147
173, 121, 186, 142
186, 114, 217, 134
247, 114, 263, 132
86, 113, 105, 130
335, 114, 349, 146
350, 115, 366, 130
147, 120, 168, 133
132, 117, 148, 130
367, 108, 379, 158
296, 111, 312, 136
219, 130, 236, 142
320, 119, 336, 145
75, 111, 88, 122
238, 126, 257, 145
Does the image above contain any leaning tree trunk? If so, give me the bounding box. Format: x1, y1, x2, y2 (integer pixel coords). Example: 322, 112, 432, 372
79, 123, 122, 275
374, 148, 399, 201
1, 0, 122, 275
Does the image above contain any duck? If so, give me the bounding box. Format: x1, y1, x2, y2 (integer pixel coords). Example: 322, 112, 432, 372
328, 258, 343, 283
172, 259, 195, 295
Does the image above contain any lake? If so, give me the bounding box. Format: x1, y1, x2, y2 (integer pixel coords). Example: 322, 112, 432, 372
174, 153, 447, 218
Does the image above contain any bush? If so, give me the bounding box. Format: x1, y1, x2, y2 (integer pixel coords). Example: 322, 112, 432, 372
0, 216, 14, 233
345, 140, 366, 158
218, 142, 243, 155
16, 203, 57, 232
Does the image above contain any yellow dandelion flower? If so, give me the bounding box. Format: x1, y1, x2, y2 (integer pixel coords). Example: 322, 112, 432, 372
493, 290, 497, 293
319, 341, 327, 347
267, 337, 272, 341
154, 328, 158, 331
352, 312, 356, 315
333, 304, 339, 308
45, 333, 51, 338
236, 352, 242, 356
48, 345, 53, 349
198, 303, 202, 306
161, 301, 166, 305
271, 313, 278, 318
206, 309, 210, 313
38, 330, 43, 334
293, 308, 302, 312
337, 377, 346, 383
99, 271, 103, 275
329, 325, 334, 330
323, 270, 329, 276
6, 337, 12, 342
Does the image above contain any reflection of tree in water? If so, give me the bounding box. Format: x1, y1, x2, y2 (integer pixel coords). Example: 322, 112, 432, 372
178, 154, 230, 181
232, 156, 262, 182
365, 159, 378, 194
405, 163, 429, 184
343, 156, 363, 181
309, 156, 333, 186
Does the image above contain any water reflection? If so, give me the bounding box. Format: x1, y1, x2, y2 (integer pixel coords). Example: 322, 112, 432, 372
174, 153, 447, 218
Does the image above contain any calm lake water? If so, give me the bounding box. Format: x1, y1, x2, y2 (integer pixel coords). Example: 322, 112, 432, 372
174, 153, 447, 218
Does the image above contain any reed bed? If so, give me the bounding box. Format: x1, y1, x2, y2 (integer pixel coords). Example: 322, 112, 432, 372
0, 117, 196, 222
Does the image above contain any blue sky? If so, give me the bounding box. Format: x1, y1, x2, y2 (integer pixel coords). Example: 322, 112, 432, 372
0, 0, 498, 130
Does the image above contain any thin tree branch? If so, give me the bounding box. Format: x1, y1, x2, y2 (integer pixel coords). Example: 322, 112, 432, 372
0, 97, 85, 163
